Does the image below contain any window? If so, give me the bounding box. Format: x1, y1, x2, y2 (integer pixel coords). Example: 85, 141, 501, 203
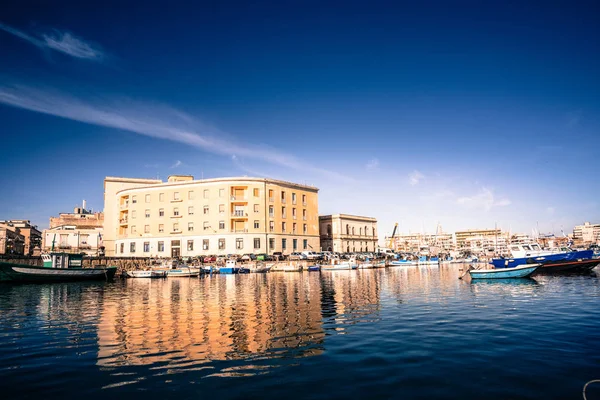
346, 224, 349, 235
302, 194, 307, 205
131, 225, 137, 234
282, 206, 286, 218
269, 221, 274, 232
254, 220, 260, 229
203, 189, 209, 199
80, 234, 89, 244
219, 220, 225, 230
159, 193, 164, 202
143, 242, 150, 252
132, 195, 137, 204
292, 193, 297, 204
303, 224, 307, 234
254, 204, 260, 213
188, 206, 194, 215
303, 209, 307, 220
130, 242, 136, 252
281, 191, 286, 203
254, 238, 260, 249
269, 189, 274, 202
204, 205, 209, 214
293, 223, 297, 234
327, 224, 332, 236
145, 194, 151, 203
203, 222, 209, 230
303, 239, 308, 250
173, 223, 179, 232
174, 192, 180, 200
187, 240, 194, 251
253, 188, 259, 197
360, 228, 362, 235
352, 227, 355, 235
159, 208, 164, 217
282, 222, 286, 232
188, 222, 194, 232
373, 227, 376, 236
218, 238, 225, 250
145, 209, 150, 218
269, 206, 274, 217
219, 188, 225, 197
236, 238, 243, 249
293, 239, 298, 251
131, 210, 137, 219
159, 224, 164, 233
188, 191, 194, 200
203, 239, 209, 250
219, 204, 225, 214
282, 238, 287, 250
158, 241, 164, 252
120, 243, 124, 254
173, 207, 180, 216
292, 208, 297, 219
269, 238, 275, 250
144, 225, 150, 233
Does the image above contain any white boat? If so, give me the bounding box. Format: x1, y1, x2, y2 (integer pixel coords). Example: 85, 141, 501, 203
322, 257, 357, 271
389, 259, 417, 267
126, 270, 167, 278
167, 266, 200, 277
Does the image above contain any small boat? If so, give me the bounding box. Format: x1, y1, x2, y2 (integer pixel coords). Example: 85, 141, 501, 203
418, 256, 439, 265
389, 259, 417, 267
126, 270, 167, 278
220, 260, 242, 274
322, 257, 356, 271
167, 266, 200, 277
307, 264, 321, 272
250, 263, 272, 273
469, 264, 539, 279
0, 253, 117, 283
373, 261, 387, 268
490, 244, 593, 269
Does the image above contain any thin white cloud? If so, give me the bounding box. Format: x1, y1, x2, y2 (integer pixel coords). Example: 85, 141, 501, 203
456, 187, 511, 211
365, 158, 379, 171
409, 170, 424, 185
0, 23, 103, 61
0, 83, 351, 181
546, 206, 555, 215
170, 160, 182, 169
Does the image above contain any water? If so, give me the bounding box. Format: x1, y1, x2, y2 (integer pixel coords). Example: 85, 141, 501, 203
1, 265, 600, 399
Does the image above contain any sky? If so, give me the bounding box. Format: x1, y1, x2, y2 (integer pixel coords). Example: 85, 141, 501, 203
0, 0, 599, 239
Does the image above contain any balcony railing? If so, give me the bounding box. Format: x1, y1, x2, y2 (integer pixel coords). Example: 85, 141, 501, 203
119, 219, 128, 224
231, 229, 248, 233
230, 196, 248, 201
232, 210, 248, 217
120, 203, 129, 209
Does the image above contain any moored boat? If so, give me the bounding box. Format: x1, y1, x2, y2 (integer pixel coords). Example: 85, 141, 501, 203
307, 264, 321, 272
469, 264, 539, 279
491, 244, 593, 269
126, 270, 167, 278
389, 259, 417, 267
0, 253, 117, 283
166, 266, 200, 277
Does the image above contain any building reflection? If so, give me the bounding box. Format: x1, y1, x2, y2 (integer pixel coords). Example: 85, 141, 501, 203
97, 274, 325, 367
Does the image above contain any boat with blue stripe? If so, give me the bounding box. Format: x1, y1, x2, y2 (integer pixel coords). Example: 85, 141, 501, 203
469, 264, 539, 279
490, 244, 593, 269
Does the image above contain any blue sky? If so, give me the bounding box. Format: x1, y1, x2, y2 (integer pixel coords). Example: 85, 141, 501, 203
0, 0, 599, 238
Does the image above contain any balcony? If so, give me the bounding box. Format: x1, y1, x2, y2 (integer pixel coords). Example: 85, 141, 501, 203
230, 196, 248, 203
120, 202, 129, 209
119, 218, 128, 225
231, 210, 248, 218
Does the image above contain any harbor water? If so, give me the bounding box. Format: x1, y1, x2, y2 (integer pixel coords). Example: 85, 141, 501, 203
1, 265, 599, 399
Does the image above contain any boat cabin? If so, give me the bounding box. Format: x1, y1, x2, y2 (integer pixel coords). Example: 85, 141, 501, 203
41, 253, 85, 269
508, 244, 571, 259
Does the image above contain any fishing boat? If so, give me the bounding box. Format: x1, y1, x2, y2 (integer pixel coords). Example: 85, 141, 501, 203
469, 264, 539, 279
537, 258, 600, 273
389, 259, 417, 267
418, 256, 439, 265
166, 266, 200, 277
322, 257, 356, 271
126, 270, 167, 278
0, 253, 117, 283
219, 260, 250, 274
490, 244, 593, 269
307, 264, 321, 272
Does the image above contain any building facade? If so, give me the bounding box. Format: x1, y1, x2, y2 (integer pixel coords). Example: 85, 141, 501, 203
573, 222, 600, 246
0, 220, 41, 255
42, 203, 105, 256
319, 214, 378, 253
0, 223, 25, 255
104, 175, 320, 257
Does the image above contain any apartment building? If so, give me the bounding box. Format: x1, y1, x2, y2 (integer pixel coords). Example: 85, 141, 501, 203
103, 175, 319, 257
0, 220, 41, 255
573, 222, 600, 246
319, 214, 378, 253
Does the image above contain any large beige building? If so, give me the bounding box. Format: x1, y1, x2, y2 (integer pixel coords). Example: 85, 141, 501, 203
103, 175, 319, 257
573, 222, 600, 246
319, 214, 378, 253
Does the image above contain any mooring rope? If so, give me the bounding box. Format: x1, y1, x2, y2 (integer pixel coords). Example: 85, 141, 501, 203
583, 379, 600, 400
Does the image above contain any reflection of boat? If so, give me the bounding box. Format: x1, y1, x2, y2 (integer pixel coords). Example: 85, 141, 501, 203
0, 253, 117, 283
469, 264, 539, 279
126, 270, 167, 278
167, 267, 200, 277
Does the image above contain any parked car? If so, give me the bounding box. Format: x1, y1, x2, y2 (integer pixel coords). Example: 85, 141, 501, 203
289, 252, 307, 260
202, 255, 216, 263
256, 253, 274, 261
240, 254, 257, 261
301, 251, 318, 260
272, 252, 287, 261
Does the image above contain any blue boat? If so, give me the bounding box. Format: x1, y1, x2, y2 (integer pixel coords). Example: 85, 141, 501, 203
469, 264, 539, 279
491, 244, 593, 269
307, 265, 321, 272
389, 259, 417, 266
219, 260, 241, 274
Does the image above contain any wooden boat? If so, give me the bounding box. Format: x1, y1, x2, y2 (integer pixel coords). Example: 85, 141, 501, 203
166, 266, 200, 277
126, 270, 167, 278
468, 264, 539, 279
0, 253, 116, 283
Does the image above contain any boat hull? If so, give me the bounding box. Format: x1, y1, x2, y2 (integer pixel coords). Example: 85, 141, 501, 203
0, 261, 117, 283
126, 270, 167, 278
491, 250, 593, 269
537, 258, 600, 273
469, 264, 539, 279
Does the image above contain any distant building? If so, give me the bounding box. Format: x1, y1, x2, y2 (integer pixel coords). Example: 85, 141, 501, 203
319, 214, 378, 253
42, 202, 104, 256
573, 222, 600, 246
0, 223, 25, 255
0, 220, 41, 255
103, 175, 320, 257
